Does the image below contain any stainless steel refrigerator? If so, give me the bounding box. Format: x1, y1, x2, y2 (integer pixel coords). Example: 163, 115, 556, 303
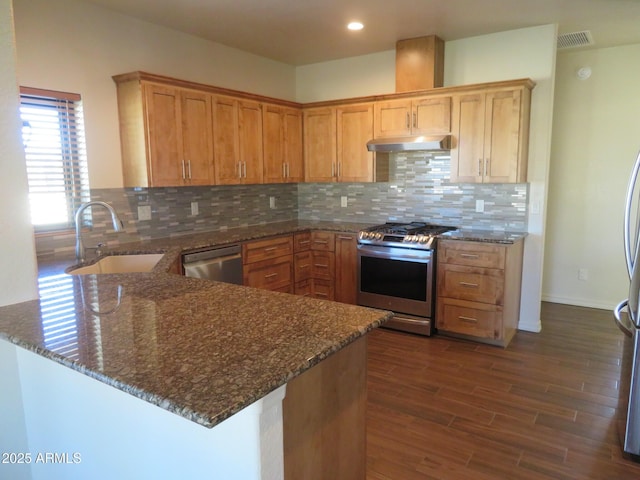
614, 150, 640, 459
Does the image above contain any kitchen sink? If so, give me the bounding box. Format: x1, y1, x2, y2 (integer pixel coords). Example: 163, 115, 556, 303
66, 254, 164, 275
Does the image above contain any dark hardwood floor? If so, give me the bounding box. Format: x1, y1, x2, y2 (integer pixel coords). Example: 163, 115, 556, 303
366, 302, 640, 479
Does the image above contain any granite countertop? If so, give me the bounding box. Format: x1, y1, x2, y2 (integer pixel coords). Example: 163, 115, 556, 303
0, 220, 391, 429
440, 228, 527, 244
0, 220, 524, 429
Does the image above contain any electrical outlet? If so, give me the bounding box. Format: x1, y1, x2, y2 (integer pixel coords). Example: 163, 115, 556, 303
191, 201, 199, 216
475, 199, 484, 213
269, 196, 276, 209
137, 205, 151, 221
578, 268, 589, 281
341, 196, 348, 208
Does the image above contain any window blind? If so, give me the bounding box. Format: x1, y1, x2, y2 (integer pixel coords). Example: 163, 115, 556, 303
19, 87, 90, 232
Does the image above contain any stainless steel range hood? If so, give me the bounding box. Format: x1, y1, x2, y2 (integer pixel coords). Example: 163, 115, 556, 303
366, 135, 451, 152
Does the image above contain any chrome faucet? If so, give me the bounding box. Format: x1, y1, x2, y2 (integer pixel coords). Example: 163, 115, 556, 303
75, 201, 124, 263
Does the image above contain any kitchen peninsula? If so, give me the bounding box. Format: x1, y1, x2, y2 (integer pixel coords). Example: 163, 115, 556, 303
0, 221, 392, 480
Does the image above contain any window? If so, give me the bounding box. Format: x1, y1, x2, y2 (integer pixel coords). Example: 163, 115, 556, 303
19, 87, 89, 232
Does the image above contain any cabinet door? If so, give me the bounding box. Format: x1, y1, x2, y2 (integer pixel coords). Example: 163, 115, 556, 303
413, 96, 451, 135
450, 93, 485, 183
484, 89, 522, 183
263, 106, 303, 184
335, 234, 357, 305
144, 84, 182, 186
283, 108, 304, 183
213, 95, 241, 184
238, 100, 264, 184
336, 103, 374, 182
180, 90, 213, 185
304, 107, 336, 182
374, 99, 412, 138
262, 104, 285, 183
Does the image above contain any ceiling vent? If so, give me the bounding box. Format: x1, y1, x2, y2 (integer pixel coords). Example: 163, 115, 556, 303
557, 31, 594, 50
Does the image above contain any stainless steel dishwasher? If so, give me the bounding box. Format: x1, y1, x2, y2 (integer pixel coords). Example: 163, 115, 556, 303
182, 244, 243, 285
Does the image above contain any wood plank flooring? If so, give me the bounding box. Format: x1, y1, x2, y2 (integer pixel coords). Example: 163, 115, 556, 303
366, 302, 640, 479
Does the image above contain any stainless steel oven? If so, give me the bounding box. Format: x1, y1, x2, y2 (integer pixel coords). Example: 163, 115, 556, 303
356, 222, 455, 336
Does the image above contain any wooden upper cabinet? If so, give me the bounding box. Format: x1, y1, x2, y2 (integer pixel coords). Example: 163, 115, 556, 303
450, 85, 531, 183
238, 99, 264, 184
180, 89, 214, 185
114, 79, 213, 187
374, 96, 451, 138
336, 103, 374, 182
213, 97, 263, 184
304, 107, 337, 182
212, 95, 240, 184
263, 104, 303, 183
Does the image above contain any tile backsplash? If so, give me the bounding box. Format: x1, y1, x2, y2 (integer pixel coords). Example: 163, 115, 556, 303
35, 152, 527, 257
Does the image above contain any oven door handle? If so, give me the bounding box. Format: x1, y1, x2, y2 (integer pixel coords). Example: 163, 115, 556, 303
357, 245, 432, 263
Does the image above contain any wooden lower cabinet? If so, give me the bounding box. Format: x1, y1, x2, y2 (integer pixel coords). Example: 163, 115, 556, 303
246, 231, 358, 304
436, 239, 524, 347
334, 233, 358, 304
243, 235, 294, 292
283, 336, 367, 480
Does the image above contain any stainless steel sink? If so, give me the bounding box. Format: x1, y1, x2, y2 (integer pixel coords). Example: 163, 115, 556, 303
67, 254, 164, 275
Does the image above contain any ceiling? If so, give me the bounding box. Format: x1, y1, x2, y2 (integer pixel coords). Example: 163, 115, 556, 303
82, 0, 640, 65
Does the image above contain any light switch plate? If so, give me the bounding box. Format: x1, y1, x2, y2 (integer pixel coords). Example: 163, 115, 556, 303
269, 196, 276, 209
475, 199, 484, 213
191, 201, 199, 216
341, 196, 348, 208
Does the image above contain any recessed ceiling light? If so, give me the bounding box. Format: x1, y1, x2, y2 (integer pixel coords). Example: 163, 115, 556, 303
347, 22, 364, 31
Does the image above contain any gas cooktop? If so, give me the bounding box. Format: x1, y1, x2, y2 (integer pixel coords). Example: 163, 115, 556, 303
357, 222, 456, 249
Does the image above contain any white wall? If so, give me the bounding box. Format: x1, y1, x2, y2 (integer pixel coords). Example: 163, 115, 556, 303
13, 0, 297, 189
295, 25, 558, 332
543, 43, 640, 309
0, 1, 35, 478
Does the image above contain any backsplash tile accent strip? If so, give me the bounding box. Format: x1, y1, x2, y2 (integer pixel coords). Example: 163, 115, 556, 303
35, 184, 298, 257
298, 152, 528, 231
35, 152, 528, 258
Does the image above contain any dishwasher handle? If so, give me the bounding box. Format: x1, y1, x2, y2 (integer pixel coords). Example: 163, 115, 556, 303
182, 244, 241, 264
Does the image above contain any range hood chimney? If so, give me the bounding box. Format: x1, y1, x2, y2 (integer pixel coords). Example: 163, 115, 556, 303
367, 35, 450, 152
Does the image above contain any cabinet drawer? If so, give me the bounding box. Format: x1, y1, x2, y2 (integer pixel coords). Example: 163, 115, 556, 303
438, 264, 503, 304
243, 235, 293, 264
294, 232, 311, 252
312, 279, 334, 301
295, 279, 313, 297
294, 251, 313, 282
437, 298, 502, 340
243, 257, 293, 291
311, 231, 335, 252
439, 240, 505, 269
311, 251, 335, 280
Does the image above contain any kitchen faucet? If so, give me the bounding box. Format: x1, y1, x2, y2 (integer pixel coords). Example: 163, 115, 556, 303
75, 201, 124, 263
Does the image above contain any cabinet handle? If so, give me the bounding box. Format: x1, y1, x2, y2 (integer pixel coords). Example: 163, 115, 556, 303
283, 163, 287, 178
264, 246, 278, 252
413, 112, 417, 129
264, 273, 278, 279
187, 160, 192, 180
458, 316, 478, 323
314, 240, 329, 245
181, 160, 186, 180
478, 159, 482, 176
337, 162, 341, 177
286, 163, 290, 178
298, 264, 310, 269
460, 253, 479, 259
406, 112, 410, 129
242, 162, 247, 178
459, 281, 479, 288
315, 292, 329, 298
238, 162, 242, 178
298, 240, 310, 245
337, 235, 353, 240
314, 263, 328, 268
485, 158, 489, 177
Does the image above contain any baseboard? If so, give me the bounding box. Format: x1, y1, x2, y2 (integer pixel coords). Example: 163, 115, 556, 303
541, 294, 616, 312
